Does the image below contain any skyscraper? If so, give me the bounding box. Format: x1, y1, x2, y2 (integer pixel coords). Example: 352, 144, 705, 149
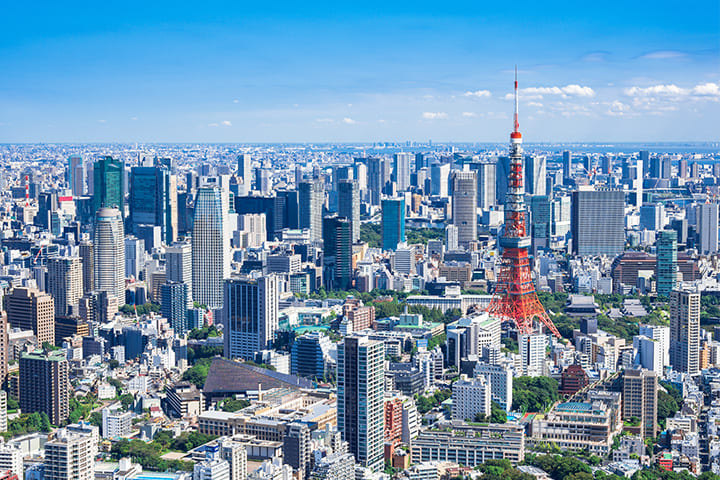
430, 163, 450, 197
67, 155, 86, 197
519, 334, 546, 377
7, 287, 55, 346
525, 155, 547, 196
382, 197, 405, 251
338, 180, 360, 243
657, 230, 678, 297
19, 349, 69, 425
129, 165, 177, 244
161, 282, 189, 336
79, 241, 94, 294
166, 241, 193, 306
299, 180, 324, 242
223, 275, 279, 360
237, 154, 252, 194
562, 151, 572, 179
47, 257, 83, 317
367, 157, 390, 205
622, 368, 658, 439
670, 289, 700, 375
124, 236, 145, 279
192, 186, 229, 309
470, 162, 496, 209
337, 336, 385, 472
451, 171, 477, 247
445, 224, 458, 251
94, 208, 125, 306
571, 187, 625, 256
393, 152, 412, 192
92, 156, 124, 213
283, 423, 311, 479
323, 216, 353, 290
697, 202, 719, 254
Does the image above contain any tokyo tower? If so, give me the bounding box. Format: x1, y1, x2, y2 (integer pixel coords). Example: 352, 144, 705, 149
486, 70, 561, 338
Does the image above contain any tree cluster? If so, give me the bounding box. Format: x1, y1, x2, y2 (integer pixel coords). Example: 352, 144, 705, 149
512, 376, 559, 413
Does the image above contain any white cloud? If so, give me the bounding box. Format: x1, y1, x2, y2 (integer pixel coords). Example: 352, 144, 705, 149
208, 123, 219, 127
693, 82, 720, 96
130, 116, 138, 121
463, 89, 491, 98
461, 112, 477, 118
640, 50, 687, 60
342, 117, 356, 125
422, 112, 448, 120
98, 119, 106, 124
527, 102, 543, 108
605, 101, 630, 117
221, 120, 232, 126
624, 84, 689, 97
504, 85, 595, 100
562, 85, 595, 97
232, 99, 239, 104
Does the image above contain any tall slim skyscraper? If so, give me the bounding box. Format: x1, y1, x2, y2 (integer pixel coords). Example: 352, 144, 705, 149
124, 236, 145, 279
338, 180, 360, 243
697, 202, 719, 254
78, 241, 94, 294
237, 154, 252, 194
166, 241, 193, 306
470, 162, 496, 209
223, 275, 279, 360
299, 180, 324, 242
94, 208, 125, 306
393, 153, 412, 192
525, 155, 547, 196
92, 156, 124, 213
47, 257, 83, 317
670, 289, 700, 375
451, 171, 477, 247
430, 163, 450, 197
571, 187, 625, 256
192, 186, 229, 309
323, 216, 353, 291
382, 197, 405, 251
161, 282, 189, 336
19, 349, 69, 425
337, 336, 385, 472
562, 151, 572, 179
367, 157, 390, 205
7, 287, 55, 346
657, 230, 678, 297
622, 368, 658, 439
67, 155, 86, 197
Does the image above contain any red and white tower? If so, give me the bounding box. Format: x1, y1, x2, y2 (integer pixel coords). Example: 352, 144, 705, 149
486, 70, 561, 338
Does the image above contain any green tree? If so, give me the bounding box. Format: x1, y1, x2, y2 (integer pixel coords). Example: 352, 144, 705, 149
490, 401, 507, 423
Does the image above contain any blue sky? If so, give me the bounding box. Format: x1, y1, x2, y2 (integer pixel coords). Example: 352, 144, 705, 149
0, 1, 718, 143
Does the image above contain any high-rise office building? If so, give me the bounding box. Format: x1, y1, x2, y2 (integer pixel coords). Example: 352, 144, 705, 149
161, 282, 189, 336
94, 208, 125, 306
445, 224, 459, 251
223, 275, 279, 361
657, 230, 678, 297
192, 186, 229, 309
670, 289, 700, 375
68, 155, 86, 197
124, 236, 145, 279
367, 157, 390, 205
525, 155, 547, 196
19, 349, 69, 425
530, 195, 551, 253
562, 151, 572, 179
495, 156, 511, 205
393, 153, 412, 192
337, 336, 385, 472
44, 428, 94, 480
519, 333, 546, 377
237, 154, 252, 194
7, 287, 55, 346
382, 197, 405, 251
92, 156, 124, 213
622, 368, 658, 439
571, 187, 625, 256
166, 241, 193, 306
79, 241, 94, 294
47, 257, 83, 318
299, 180, 324, 242
283, 423, 311, 479
337, 180, 360, 243
415, 152, 426, 173
639, 203, 664, 231
291, 331, 332, 380
451, 171, 477, 248
638, 324, 670, 368
323, 216, 353, 291
128, 165, 177, 244
474, 362, 513, 412
451, 375, 491, 421
430, 163, 450, 197
0, 313, 8, 388
470, 162, 496, 209
697, 202, 719, 254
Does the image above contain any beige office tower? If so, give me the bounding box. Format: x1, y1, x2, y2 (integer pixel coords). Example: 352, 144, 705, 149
622, 368, 658, 439
93, 208, 125, 307
78, 241, 94, 294
43, 428, 94, 480
47, 257, 83, 317
7, 287, 55, 346
451, 171, 478, 248
670, 289, 701, 375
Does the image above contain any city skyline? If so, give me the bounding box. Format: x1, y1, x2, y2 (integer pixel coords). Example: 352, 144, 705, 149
1, 1, 718, 143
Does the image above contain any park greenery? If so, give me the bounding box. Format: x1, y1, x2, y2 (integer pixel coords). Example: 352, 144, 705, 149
2, 412, 52, 440
188, 325, 220, 340
182, 357, 213, 388
414, 389, 452, 414
119, 303, 162, 316
221, 398, 251, 412
512, 376, 560, 413
526, 454, 592, 480
473, 401, 507, 423
475, 459, 535, 480
359, 223, 445, 248
110, 430, 217, 472
658, 381, 682, 428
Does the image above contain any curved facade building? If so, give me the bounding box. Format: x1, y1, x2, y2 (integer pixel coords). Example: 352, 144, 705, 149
93, 207, 125, 305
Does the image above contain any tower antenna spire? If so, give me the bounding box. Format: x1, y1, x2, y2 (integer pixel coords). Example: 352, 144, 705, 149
514, 65, 519, 133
